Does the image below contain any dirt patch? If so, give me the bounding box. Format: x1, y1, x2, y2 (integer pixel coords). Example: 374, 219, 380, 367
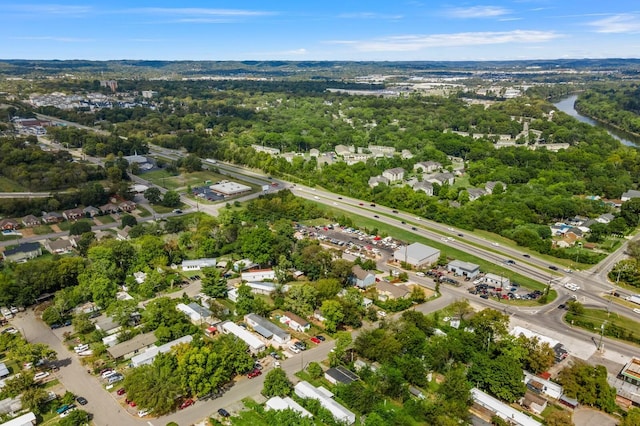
573, 407, 619, 426
20, 228, 35, 237
92, 218, 103, 226
50, 224, 61, 233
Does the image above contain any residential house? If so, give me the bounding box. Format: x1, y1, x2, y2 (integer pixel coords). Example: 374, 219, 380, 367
382, 167, 405, 183
251, 144, 281, 156
2, 242, 42, 263
447, 260, 480, 278
0, 219, 19, 231
265, 396, 312, 418
99, 203, 120, 214
334, 145, 354, 156
471, 388, 541, 426
130, 335, 193, 368
294, 381, 355, 425
343, 153, 372, 165
83, 206, 101, 218
375, 281, 410, 301
41, 211, 63, 224
116, 226, 131, 241
313, 310, 326, 322
596, 213, 615, 224
233, 259, 257, 271
467, 188, 486, 201
523, 371, 563, 399
44, 239, 73, 254
427, 172, 455, 186
62, 208, 84, 221
485, 181, 506, 194
245, 313, 291, 344
0, 362, 9, 379
520, 392, 548, 415
181, 258, 217, 271
0, 412, 37, 426
245, 281, 288, 296
119, 201, 137, 212
351, 265, 376, 288
401, 149, 414, 159
412, 181, 434, 196
368, 175, 389, 188
280, 311, 311, 332
324, 366, 358, 385
176, 302, 214, 325
393, 242, 440, 268
413, 161, 441, 173
309, 148, 320, 157
219, 321, 265, 354
21, 215, 40, 228
621, 189, 640, 202
106, 332, 156, 361
241, 269, 275, 282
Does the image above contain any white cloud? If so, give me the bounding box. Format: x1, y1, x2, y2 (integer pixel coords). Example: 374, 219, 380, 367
130, 7, 275, 17
328, 30, 561, 52
445, 5, 511, 19
5, 4, 92, 16
588, 14, 640, 33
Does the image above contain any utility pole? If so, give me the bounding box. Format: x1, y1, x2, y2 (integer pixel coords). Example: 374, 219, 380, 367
598, 321, 607, 352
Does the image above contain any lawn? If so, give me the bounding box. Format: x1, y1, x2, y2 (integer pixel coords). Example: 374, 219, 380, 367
33, 225, 53, 235
136, 205, 151, 217
142, 170, 237, 192
565, 307, 640, 346
56, 219, 92, 232
96, 214, 115, 224
0, 176, 28, 192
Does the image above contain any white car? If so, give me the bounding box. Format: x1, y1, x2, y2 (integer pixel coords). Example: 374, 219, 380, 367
288, 345, 301, 354
416, 272, 425, 277
377, 310, 387, 318
102, 370, 117, 379
634, 308, 640, 314
564, 283, 579, 291
34, 372, 50, 381
138, 409, 152, 417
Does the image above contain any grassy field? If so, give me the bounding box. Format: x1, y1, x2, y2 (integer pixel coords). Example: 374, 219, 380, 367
0, 176, 28, 192
142, 170, 234, 192
33, 225, 53, 235
136, 205, 152, 217
565, 307, 640, 346
96, 214, 115, 224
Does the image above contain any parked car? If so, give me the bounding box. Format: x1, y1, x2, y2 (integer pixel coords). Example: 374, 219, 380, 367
288, 345, 301, 354
315, 335, 325, 341
101, 370, 116, 378
269, 351, 280, 360
76, 396, 88, 405
50, 323, 62, 329
117, 388, 126, 396
310, 337, 321, 344
56, 404, 70, 414
218, 408, 230, 417
34, 372, 50, 381
247, 369, 262, 379
179, 399, 195, 409
138, 409, 152, 417
253, 362, 263, 370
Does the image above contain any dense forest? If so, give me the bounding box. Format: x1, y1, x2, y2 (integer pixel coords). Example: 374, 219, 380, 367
575, 84, 640, 135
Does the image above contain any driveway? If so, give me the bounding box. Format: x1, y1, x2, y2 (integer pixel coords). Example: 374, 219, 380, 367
573, 407, 619, 426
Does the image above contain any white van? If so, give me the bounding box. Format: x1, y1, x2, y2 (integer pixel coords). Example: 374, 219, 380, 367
108, 374, 123, 384
74, 344, 89, 353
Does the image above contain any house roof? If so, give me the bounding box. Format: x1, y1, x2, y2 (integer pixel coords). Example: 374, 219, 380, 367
325, 366, 358, 384
46, 239, 73, 251
0, 218, 18, 227
245, 314, 290, 340
0, 362, 9, 377
283, 311, 309, 326
448, 260, 480, 272
471, 388, 541, 426
622, 189, 640, 199
106, 332, 157, 359
384, 167, 405, 175
352, 265, 373, 280
22, 214, 39, 224
3, 242, 40, 257
375, 281, 410, 299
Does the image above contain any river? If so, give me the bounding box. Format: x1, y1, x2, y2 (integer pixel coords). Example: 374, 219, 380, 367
553, 95, 639, 147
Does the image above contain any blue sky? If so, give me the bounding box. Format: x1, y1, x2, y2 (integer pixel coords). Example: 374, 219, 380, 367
1, 1, 639, 61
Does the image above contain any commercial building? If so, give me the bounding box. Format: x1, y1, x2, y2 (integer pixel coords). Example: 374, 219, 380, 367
447, 260, 480, 278
484, 273, 510, 288
393, 242, 440, 268
219, 321, 265, 354
209, 181, 252, 196
294, 381, 355, 425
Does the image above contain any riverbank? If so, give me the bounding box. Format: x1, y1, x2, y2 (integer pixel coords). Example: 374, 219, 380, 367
573, 101, 640, 140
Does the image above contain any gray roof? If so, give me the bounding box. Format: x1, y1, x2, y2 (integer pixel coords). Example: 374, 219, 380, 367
245, 313, 290, 340
106, 333, 156, 359
187, 302, 212, 318
622, 189, 640, 199
325, 366, 358, 384
448, 260, 480, 272
397, 242, 440, 262
3, 242, 40, 257
0, 362, 9, 377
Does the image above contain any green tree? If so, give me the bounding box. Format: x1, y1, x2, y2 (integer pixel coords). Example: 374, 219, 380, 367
284, 284, 318, 317
58, 409, 91, 426
20, 387, 49, 415
262, 368, 292, 397
121, 214, 138, 228
320, 299, 344, 333
557, 361, 617, 413
69, 221, 92, 236
72, 313, 96, 335
41, 306, 63, 326
518, 335, 556, 374
307, 362, 323, 379
162, 190, 181, 208
201, 267, 228, 298
124, 353, 182, 415
144, 187, 162, 204
545, 411, 574, 426
235, 284, 256, 316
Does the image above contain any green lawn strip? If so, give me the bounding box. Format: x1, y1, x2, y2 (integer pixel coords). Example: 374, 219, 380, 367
152, 204, 184, 214
139, 170, 178, 190
318, 203, 550, 294
565, 307, 640, 346
96, 214, 115, 224
56, 219, 92, 232
0, 234, 20, 242
0, 176, 28, 191
33, 225, 53, 235
136, 205, 151, 217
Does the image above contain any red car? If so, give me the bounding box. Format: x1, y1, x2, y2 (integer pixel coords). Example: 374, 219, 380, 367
247, 369, 262, 379
310, 337, 321, 345
179, 399, 194, 410
116, 388, 126, 396
129, 401, 137, 407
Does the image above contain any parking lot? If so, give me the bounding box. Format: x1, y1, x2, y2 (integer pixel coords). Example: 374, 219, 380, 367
467, 278, 543, 302
192, 186, 225, 202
